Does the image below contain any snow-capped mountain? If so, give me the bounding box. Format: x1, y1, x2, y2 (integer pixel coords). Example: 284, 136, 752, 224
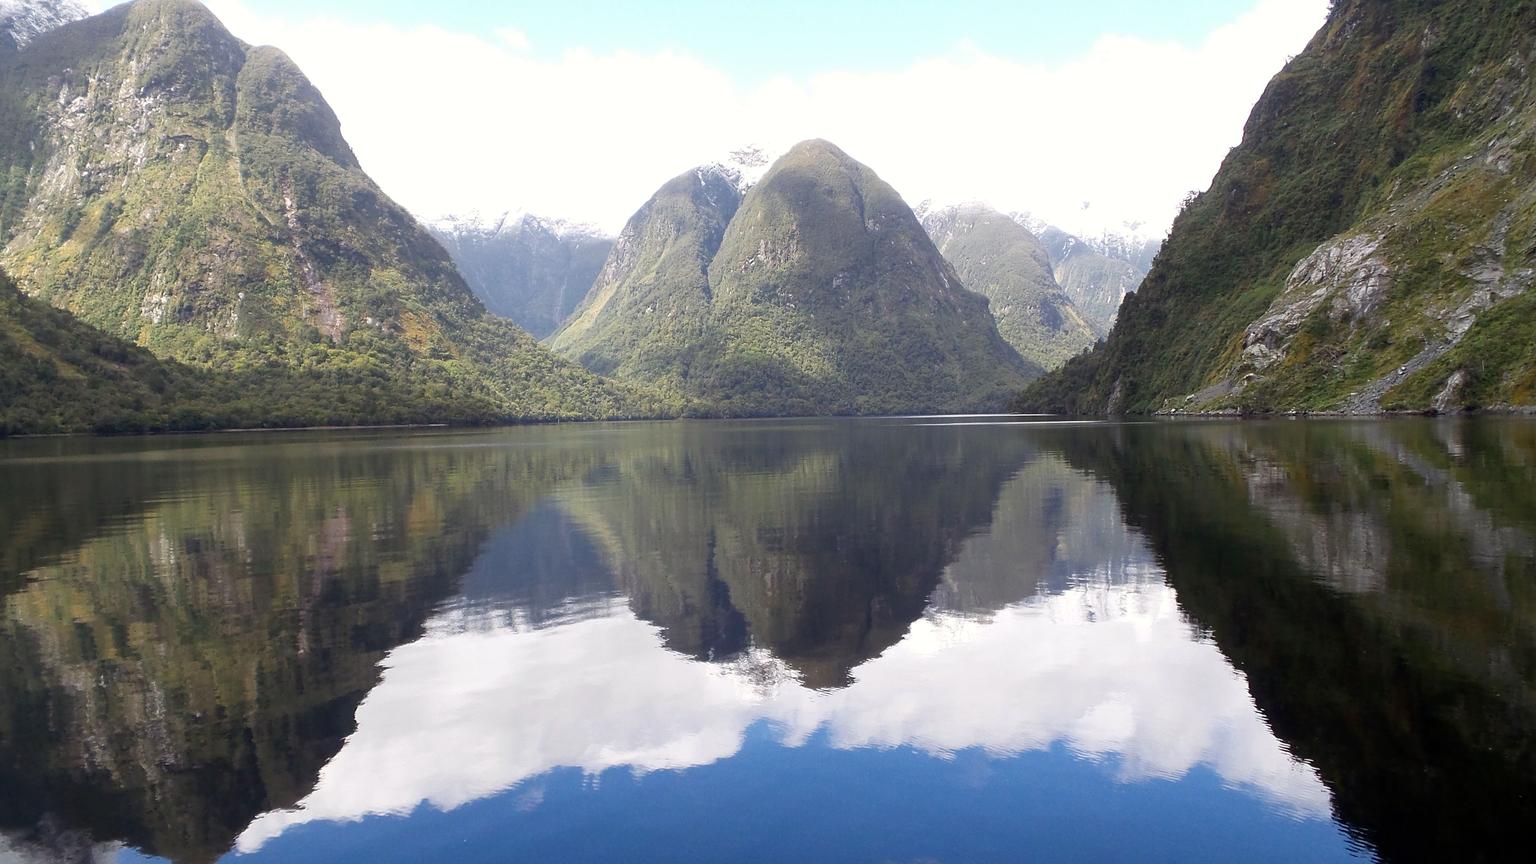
428, 210, 611, 245
0, 0, 87, 50
426, 212, 614, 339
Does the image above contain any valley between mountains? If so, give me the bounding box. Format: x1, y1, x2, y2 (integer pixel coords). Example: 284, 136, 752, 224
1, 0, 1532, 434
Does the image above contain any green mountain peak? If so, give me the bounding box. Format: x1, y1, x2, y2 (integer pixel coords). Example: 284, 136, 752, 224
0, 0, 655, 431
551, 140, 1036, 415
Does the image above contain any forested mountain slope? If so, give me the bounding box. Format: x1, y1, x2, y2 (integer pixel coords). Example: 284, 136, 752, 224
1020, 0, 1536, 415
0, 0, 653, 424
551, 141, 1036, 416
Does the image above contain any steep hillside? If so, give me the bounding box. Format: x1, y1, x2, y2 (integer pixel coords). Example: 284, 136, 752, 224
429, 214, 612, 339
551, 141, 1036, 415
923, 203, 1095, 369
1020, 0, 1536, 415
550, 165, 741, 388
0, 0, 652, 423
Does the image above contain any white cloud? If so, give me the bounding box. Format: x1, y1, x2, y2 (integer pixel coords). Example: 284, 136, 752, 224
492, 26, 529, 51
193, 0, 1328, 239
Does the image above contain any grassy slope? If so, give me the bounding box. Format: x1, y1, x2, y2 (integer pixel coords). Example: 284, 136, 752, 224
0, 265, 612, 435
701, 141, 1038, 415
1019, 0, 1536, 414
0, 267, 203, 434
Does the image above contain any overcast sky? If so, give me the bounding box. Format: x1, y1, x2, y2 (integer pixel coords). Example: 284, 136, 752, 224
90, 0, 1330, 238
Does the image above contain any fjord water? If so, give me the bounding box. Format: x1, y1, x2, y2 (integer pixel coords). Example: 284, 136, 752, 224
1, 419, 1532, 863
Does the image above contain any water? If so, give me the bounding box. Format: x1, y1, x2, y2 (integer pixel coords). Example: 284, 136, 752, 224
0, 417, 1532, 863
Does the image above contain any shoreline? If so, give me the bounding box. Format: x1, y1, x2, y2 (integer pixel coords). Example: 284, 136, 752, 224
8, 408, 1536, 442
1156, 405, 1536, 419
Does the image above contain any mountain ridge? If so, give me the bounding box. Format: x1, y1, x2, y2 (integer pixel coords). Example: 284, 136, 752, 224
0, 0, 660, 426
0, 0, 85, 50
428, 213, 613, 339
550, 140, 1037, 416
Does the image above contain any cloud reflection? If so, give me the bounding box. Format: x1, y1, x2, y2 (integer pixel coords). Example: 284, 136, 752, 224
238, 563, 1331, 852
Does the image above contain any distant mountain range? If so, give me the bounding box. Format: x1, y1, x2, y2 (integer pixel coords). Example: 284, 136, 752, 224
921, 203, 1098, 370
433, 198, 1155, 379
428, 214, 613, 340
1, 0, 1116, 431
1037, 225, 1158, 337
0, 0, 84, 50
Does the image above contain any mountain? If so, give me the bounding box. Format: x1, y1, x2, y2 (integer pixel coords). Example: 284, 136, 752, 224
1038, 225, 1157, 337
428, 214, 612, 339
922, 203, 1096, 370
0, 0, 653, 425
549, 164, 739, 393
0, 0, 84, 51
1020, 0, 1536, 415
550, 140, 1037, 416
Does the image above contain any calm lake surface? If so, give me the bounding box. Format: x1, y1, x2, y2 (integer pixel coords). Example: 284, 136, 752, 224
1, 417, 1532, 863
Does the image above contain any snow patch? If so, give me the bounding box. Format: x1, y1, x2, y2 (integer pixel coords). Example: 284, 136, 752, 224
0, 0, 87, 49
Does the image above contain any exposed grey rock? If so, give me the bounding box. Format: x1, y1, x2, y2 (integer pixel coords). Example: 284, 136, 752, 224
1432, 369, 1469, 414
1241, 233, 1393, 373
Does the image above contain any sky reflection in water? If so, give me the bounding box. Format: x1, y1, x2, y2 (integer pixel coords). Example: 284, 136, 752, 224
6, 417, 1532, 863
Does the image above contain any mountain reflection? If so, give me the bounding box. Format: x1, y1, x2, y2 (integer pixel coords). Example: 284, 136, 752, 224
1054, 419, 1536, 863
0, 419, 1533, 863
235, 447, 1331, 852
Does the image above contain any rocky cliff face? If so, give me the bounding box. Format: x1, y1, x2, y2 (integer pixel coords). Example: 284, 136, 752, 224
1020, 0, 1536, 415
0, 0, 648, 423
428, 215, 612, 339
551, 141, 1036, 415
923, 204, 1096, 369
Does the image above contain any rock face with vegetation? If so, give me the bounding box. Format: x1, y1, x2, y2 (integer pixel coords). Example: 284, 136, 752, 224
922, 203, 1096, 370
551, 140, 1037, 415
0, 0, 651, 429
1020, 0, 1536, 415
428, 214, 612, 339
1037, 226, 1157, 337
